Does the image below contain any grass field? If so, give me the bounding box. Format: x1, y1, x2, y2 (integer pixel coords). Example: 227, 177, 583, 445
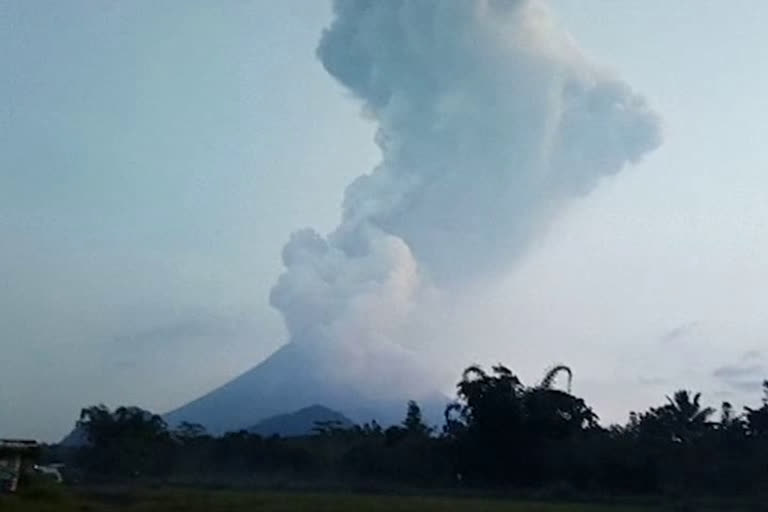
0, 487, 661, 512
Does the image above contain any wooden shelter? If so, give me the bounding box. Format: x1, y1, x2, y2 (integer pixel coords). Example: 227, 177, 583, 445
0, 439, 40, 493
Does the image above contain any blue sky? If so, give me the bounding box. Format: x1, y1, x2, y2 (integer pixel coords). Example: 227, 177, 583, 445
2, 1, 768, 440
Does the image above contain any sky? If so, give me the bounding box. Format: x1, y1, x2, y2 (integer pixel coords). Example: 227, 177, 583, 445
2, 0, 768, 441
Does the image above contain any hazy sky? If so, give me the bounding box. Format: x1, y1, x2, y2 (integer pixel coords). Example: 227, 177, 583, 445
2, 1, 768, 441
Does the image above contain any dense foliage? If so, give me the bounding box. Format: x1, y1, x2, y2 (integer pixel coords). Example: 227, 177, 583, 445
55, 365, 768, 497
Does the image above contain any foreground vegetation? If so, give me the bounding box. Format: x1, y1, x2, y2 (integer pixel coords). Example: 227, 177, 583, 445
0, 487, 676, 512
45, 364, 768, 500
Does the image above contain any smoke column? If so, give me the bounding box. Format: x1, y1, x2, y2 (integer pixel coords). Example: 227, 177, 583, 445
270, 0, 661, 398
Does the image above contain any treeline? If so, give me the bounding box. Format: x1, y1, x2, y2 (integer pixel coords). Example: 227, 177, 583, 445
54, 365, 768, 497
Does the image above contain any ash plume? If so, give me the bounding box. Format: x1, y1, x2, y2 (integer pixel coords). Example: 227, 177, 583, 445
269, 0, 661, 399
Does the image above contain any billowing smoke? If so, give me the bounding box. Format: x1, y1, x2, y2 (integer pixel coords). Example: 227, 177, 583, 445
270, 0, 661, 399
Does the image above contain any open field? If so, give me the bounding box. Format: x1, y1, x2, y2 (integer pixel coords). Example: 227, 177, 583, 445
4, 486, 767, 512
0, 487, 663, 512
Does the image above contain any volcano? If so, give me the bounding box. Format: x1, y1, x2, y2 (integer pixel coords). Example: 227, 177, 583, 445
167, 0, 660, 438
164, 342, 448, 435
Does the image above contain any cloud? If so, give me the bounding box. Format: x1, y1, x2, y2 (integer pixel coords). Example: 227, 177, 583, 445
660, 322, 697, 344
111, 313, 246, 347
267, 0, 661, 401
103, 311, 258, 371
314, 0, 661, 285
713, 364, 764, 380
741, 349, 763, 361
713, 353, 766, 392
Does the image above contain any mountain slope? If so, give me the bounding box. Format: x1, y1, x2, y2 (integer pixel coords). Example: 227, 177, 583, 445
247, 405, 353, 437
163, 342, 448, 435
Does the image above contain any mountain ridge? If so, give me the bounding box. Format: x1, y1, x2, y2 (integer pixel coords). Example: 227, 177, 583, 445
247, 404, 353, 437
163, 342, 448, 434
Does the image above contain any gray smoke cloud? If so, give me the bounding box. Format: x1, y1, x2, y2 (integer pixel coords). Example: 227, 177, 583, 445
269, 0, 661, 394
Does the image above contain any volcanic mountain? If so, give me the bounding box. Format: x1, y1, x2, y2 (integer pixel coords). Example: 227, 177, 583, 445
163, 342, 448, 435
247, 405, 354, 438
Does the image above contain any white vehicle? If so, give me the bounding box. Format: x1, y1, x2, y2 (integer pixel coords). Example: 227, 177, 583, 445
33, 464, 64, 484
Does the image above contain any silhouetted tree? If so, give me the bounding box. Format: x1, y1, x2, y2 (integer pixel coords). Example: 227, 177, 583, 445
444, 364, 598, 485
403, 400, 432, 437
76, 405, 173, 477
639, 390, 714, 445
61, 365, 768, 499
745, 380, 768, 438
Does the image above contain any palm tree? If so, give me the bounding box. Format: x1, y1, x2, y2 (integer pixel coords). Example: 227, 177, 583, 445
540, 364, 573, 394
659, 390, 715, 443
